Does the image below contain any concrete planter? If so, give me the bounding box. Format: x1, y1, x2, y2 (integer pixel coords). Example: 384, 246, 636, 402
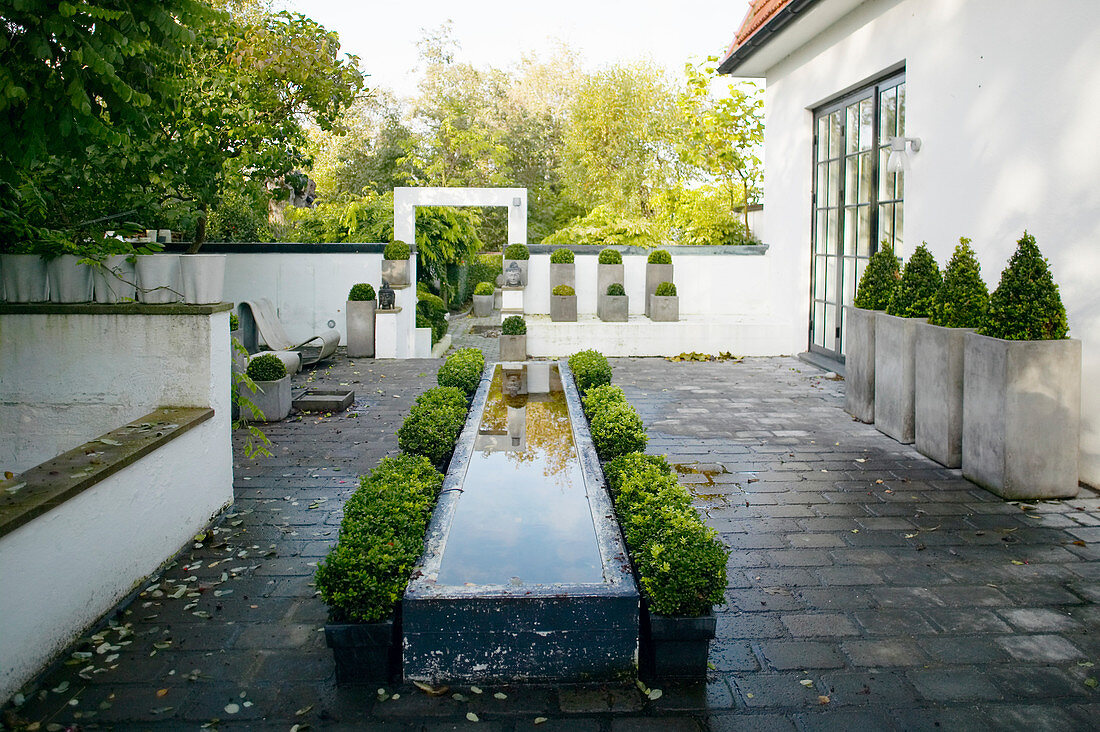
874, 313, 925, 443
472, 293, 493, 317
46, 255, 94, 303
915, 322, 972, 468
598, 294, 629, 322
640, 603, 716, 681
502, 258, 529, 287
962, 332, 1081, 499
550, 262, 575, 291
247, 374, 292, 422
550, 294, 577, 322
649, 294, 679, 322
381, 258, 409, 286
325, 617, 401, 684
180, 254, 226, 304
645, 263, 674, 317
598, 263, 624, 299
346, 299, 376, 358
136, 253, 182, 303
843, 306, 878, 423
500, 334, 526, 362
91, 255, 137, 303
0, 254, 49, 302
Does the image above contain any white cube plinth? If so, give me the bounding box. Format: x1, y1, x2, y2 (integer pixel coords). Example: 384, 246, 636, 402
375, 307, 403, 359
527, 362, 550, 393
501, 287, 524, 314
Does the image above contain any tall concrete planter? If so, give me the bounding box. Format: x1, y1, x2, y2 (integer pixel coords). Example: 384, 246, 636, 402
962, 333, 1081, 499
502, 258, 528, 287
0, 254, 48, 302
874, 313, 926, 444
136, 253, 182, 303
649, 294, 679, 322
472, 293, 493, 317
180, 254, 226, 304
550, 294, 577, 322
381, 258, 409, 287
500, 334, 526, 362
843, 306, 878, 424
550, 263, 575, 291
914, 322, 971, 468
346, 299, 376, 358
598, 294, 628, 322
46, 255, 94, 303
645, 263, 673, 317
247, 374, 292, 422
597, 263, 624, 300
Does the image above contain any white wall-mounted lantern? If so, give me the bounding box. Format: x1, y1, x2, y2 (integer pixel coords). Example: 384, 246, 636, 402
886, 136, 922, 173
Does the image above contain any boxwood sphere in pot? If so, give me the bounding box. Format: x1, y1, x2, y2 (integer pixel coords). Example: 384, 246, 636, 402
247, 353, 286, 382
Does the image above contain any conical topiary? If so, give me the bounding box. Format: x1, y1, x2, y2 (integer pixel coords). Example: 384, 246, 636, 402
928, 237, 989, 328
853, 241, 900, 310
981, 231, 1068, 340
886, 243, 941, 318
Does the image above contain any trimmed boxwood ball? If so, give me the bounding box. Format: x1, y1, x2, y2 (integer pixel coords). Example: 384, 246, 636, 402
473, 281, 494, 296
598, 248, 623, 265
550, 248, 575, 264
654, 281, 676, 297
229, 312, 239, 330
246, 353, 286, 382
929, 237, 989, 329
647, 249, 672, 265
397, 386, 469, 467
588, 400, 647, 460
552, 284, 575, 296
606, 282, 625, 296
886, 243, 942, 318
853, 241, 900, 310
384, 240, 410, 260
436, 347, 485, 397
568, 349, 612, 395
636, 512, 729, 617
582, 383, 626, 419
981, 231, 1068, 341
348, 283, 376, 301
502, 315, 526, 336
503, 242, 530, 260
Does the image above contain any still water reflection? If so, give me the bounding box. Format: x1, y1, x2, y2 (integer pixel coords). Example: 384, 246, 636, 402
436, 366, 604, 585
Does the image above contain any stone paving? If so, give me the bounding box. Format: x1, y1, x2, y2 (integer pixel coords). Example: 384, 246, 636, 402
5, 325, 1100, 730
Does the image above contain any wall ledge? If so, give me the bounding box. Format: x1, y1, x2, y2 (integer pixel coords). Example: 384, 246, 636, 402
527, 244, 769, 256
0, 303, 233, 316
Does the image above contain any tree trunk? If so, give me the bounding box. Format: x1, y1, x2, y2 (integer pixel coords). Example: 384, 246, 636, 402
742, 179, 750, 236
186, 204, 208, 254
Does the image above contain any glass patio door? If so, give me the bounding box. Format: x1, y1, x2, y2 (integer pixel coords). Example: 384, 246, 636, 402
810, 72, 905, 361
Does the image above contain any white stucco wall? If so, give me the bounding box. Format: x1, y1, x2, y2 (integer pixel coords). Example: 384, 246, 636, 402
745, 0, 1100, 485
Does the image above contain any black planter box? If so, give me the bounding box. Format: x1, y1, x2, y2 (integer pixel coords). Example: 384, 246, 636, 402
639, 602, 716, 680
325, 613, 401, 684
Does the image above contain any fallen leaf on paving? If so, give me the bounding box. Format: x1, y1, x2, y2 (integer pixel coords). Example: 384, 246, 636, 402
224, 703, 240, 714
648, 689, 663, 700
534, 717, 547, 725
818, 695, 830, 704
905, 533, 918, 539
156, 689, 168, 697
1085, 677, 1098, 689
452, 693, 468, 702
493, 692, 507, 699
470, 685, 483, 694
466, 712, 479, 722
799, 679, 814, 687
295, 704, 314, 716
413, 681, 450, 697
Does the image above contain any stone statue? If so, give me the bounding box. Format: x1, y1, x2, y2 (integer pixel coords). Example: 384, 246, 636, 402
378, 280, 395, 309
504, 261, 522, 287
503, 371, 522, 396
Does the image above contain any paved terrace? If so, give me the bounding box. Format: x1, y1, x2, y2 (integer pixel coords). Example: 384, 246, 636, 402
6, 318, 1100, 730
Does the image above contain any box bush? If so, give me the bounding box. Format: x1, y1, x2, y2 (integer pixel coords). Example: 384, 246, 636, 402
929, 237, 989, 329
603, 452, 673, 494
397, 386, 469, 467
647, 249, 672, 265
598, 248, 623, 265
588, 400, 647, 460
568, 349, 612, 395
550, 248, 575, 264
654, 281, 676, 297
853, 241, 900, 310
473, 281, 494, 296
606, 283, 625, 296
582, 383, 627, 419
348, 283, 376, 301
229, 312, 239, 330
436, 347, 485, 397
886, 243, 942, 318
246, 353, 286, 382
552, 284, 575, 296
315, 454, 443, 623
384, 240, 410, 260
502, 315, 526, 336
503, 243, 530, 260
980, 231, 1068, 340
636, 513, 728, 617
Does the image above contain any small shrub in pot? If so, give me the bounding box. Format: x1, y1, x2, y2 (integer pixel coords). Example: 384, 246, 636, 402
436, 347, 485, 397
980, 231, 1067, 340
606, 283, 625, 296
502, 315, 527, 336
552, 284, 575, 297
654, 281, 676, 297
853, 241, 900, 310
599, 249, 623, 265
929, 238, 988, 329
348, 283, 376, 301
246, 353, 287, 382
886, 243, 941, 318
503, 243, 530, 260
568, 349, 612, 395
636, 514, 728, 617
550, 248, 574, 264
384, 240, 410, 260
647, 249, 672, 265
473, 281, 494, 296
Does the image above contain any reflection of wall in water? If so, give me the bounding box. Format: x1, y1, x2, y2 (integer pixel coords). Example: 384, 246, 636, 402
477, 403, 527, 453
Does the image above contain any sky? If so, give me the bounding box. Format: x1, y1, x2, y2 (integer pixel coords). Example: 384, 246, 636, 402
286, 0, 753, 99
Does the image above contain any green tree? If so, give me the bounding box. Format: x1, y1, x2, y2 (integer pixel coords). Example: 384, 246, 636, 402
678, 57, 764, 235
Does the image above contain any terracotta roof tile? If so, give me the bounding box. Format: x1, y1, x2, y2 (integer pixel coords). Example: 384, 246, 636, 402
725, 0, 795, 57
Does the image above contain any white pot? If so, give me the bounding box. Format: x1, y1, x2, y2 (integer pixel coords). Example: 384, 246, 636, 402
0, 254, 49, 302
136, 254, 182, 303
92, 254, 137, 303
180, 253, 226, 304
46, 255, 95, 303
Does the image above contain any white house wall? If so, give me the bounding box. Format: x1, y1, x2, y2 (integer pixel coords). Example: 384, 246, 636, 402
748, 0, 1100, 485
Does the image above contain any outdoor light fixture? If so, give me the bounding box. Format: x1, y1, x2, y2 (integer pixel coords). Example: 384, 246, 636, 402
886, 136, 921, 173
512, 197, 522, 207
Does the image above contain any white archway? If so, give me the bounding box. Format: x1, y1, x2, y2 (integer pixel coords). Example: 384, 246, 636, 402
393, 187, 528, 249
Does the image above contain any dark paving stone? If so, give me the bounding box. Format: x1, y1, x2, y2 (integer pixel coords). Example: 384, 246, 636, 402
906, 669, 1003, 702
758, 641, 846, 670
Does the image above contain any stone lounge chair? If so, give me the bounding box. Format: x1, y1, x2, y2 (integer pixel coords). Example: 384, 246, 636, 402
237, 298, 341, 367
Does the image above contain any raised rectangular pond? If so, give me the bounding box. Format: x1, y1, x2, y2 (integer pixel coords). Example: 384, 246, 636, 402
403, 363, 638, 683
